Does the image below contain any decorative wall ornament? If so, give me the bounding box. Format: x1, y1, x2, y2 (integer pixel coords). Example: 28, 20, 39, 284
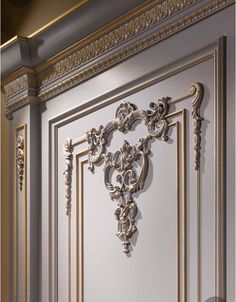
63, 138, 74, 216
16, 135, 24, 191
86, 97, 170, 253
190, 82, 204, 170
84, 82, 204, 253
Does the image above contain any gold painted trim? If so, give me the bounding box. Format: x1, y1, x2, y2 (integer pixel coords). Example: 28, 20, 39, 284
14, 123, 27, 302
51, 39, 225, 301
72, 102, 193, 301
76, 150, 88, 302
0, 1, 88, 49
27, 0, 88, 39
36, 0, 170, 70
0, 36, 29, 51
3, 0, 233, 116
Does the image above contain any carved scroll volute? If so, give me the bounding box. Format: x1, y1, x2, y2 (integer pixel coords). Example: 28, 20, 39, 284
190, 82, 204, 170
63, 139, 73, 216
147, 97, 170, 141
16, 136, 24, 191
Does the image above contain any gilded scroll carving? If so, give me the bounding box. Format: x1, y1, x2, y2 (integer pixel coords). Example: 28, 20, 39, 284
104, 139, 150, 253
63, 139, 74, 216
86, 97, 170, 253
190, 82, 204, 170
63, 82, 204, 253
16, 135, 24, 191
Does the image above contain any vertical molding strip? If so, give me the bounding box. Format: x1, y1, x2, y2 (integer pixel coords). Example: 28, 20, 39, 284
14, 124, 27, 302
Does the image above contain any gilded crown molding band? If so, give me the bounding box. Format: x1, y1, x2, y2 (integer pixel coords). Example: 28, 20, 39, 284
2, 0, 233, 118
62, 82, 204, 253
38, 0, 200, 87
16, 135, 24, 191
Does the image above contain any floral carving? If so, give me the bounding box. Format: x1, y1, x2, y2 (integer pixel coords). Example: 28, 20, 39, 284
104, 139, 150, 253
16, 136, 24, 191
86, 98, 170, 253
85, 84, 204, 252
63, 139, 73, 215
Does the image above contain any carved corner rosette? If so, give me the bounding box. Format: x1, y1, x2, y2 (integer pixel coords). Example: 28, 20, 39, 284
63, 138, 74, 216
16, 135, 24, 191
86, 97, 170, 253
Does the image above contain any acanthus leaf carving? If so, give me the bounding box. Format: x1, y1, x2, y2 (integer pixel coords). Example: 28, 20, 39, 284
64, 82, 204, 252
86, 97, 170, 253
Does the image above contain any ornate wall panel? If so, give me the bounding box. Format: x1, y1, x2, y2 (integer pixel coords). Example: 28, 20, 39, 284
41, 35, 226, 302
1, 2, 234, 302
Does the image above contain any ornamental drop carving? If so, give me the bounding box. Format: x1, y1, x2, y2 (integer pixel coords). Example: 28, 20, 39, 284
16, 135, 24, 191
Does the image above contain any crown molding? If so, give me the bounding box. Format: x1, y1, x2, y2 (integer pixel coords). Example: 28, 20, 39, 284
3, 70, 37, 119
1, 0, 234, 118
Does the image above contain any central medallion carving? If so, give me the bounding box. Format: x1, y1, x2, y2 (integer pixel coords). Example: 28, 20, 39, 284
86, 97, 170, 253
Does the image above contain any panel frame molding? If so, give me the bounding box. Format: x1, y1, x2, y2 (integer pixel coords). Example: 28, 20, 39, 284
46, 37, 225, 302
14, 123, 27, 302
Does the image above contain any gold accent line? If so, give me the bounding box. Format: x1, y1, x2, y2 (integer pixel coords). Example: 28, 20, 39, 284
0, 1, 88, 49
52, 51, 214, 129
217, 36, 226, 298
182, 109, 187, 302
213, 49, 217, 297
169, 121, 181, 302
14, 123, 27, 302
176, 121, 180, 302
169, 110, 186, 302
171, 92, 195, 105
76, 150, 88, 302
14, 128, 18, 302
36, 0, 163, 70
68, 214, 71, 302
0, 36, 29, 51
197, 168, 201, 302
166, 110, 184, 119
27, 0, 88, 38
72, 136, 87, 147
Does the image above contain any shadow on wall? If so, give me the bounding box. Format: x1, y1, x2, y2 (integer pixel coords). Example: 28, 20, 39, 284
1, 0, 33, 43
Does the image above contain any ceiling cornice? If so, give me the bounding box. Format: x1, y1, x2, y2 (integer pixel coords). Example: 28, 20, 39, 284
1, 0, 234, 119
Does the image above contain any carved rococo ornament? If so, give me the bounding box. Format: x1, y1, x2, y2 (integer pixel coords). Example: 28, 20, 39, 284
16, 135, 24, 191
85, 82, 204, 253
86, 97, 171, 253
